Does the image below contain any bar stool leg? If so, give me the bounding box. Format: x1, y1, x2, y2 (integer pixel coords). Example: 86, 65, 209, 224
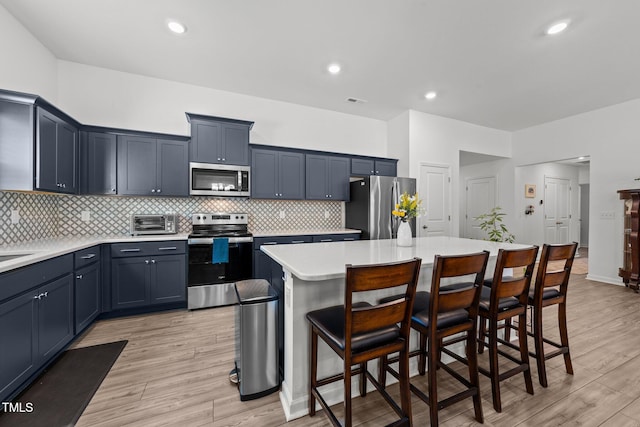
478, 317, 487, 354
344, 358, 352, 427
419, 332, 427, 376
558, 302, 574, 375
360, 362, 367, 397
398, 348, 412, 423
518, 311, 534, 394
504, 317, 512, 342
533, 306, 548, 387
488, 317, 502, 412
467, 327, 484, 422
309, 326, 318, 416
378, 355, 388, 388
428, 337, 439, 426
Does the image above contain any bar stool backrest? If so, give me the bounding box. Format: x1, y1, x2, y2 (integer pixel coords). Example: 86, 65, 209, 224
532, 243, 578, 305
490, 246, 539, 308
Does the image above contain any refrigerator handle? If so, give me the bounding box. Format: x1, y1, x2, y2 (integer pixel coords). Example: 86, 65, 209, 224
391, 179, 399, 237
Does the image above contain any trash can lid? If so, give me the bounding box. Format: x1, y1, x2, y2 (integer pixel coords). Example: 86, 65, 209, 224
235, 279, 278, 303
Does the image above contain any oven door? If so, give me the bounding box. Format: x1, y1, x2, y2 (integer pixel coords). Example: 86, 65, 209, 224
187, 239, 253, 308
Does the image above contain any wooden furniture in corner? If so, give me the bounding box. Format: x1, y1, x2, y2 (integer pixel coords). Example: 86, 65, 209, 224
618, 189, 640, 292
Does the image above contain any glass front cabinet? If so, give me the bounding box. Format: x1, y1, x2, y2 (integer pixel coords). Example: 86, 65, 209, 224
618, 189, 640, 292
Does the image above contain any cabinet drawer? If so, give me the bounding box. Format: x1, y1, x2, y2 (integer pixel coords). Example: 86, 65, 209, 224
74, 245, 101, 269
253, 235, 312, 250
311, 233, 360, 243
110, 241, 186, 258
0, 254, 73, 302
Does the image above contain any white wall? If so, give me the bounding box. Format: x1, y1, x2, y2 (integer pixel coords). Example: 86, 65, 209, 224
0, 5, 58, 100
407, 110, 512, 236
56, 61, 388, 157
387, 111, 410, 176
513, 163, 580, 247
513, 99, 640, 284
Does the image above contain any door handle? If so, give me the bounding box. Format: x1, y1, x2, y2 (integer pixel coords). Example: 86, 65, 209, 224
422, 225, 428, 229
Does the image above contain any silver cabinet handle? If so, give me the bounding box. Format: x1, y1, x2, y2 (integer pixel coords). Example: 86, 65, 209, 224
222, 158, 226, 161
262, 242, 278, 245
291, 240, 306, 244
320, 239, 332, 242
76, 274, 83, 279
112, 188, 116, 193
158, 247, 177, 251
156, 189, 161, 193
145, 260, 150, 264
343, 238, 355, 241
120, 248, 141, 252
81, 254, 96, 259
151, 259, 156, 264
34, 294, 41, 300
151, 189, 156, 193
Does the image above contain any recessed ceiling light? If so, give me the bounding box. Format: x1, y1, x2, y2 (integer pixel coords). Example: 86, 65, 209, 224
327, 63, 341, 75
167, 20, 187, 34
425, 91, 437, 100
578, 156, 585, 160
546, 20, 569, 35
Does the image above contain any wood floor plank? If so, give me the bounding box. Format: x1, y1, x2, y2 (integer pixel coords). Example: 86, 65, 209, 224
71, 271, 640, 426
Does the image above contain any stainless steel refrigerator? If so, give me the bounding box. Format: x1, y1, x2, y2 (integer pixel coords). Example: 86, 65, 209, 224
346, 176, 417, 239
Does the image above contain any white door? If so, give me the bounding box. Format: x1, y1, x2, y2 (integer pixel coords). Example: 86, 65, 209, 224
544, 177, 571, 244
418, 164, 451, 237
465, 176, 497, 239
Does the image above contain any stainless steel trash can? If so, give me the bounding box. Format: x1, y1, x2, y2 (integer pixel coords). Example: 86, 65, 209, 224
233, 279, 280, 400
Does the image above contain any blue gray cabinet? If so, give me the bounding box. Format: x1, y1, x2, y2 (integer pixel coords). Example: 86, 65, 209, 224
251, 148, 305, 199
0, 254, 74, 403
117, 135, 189, 197
37, 107, 78, 194
111, 241, 187, 310
311, 233, 360, 243
80, 131, 117, 195
74, 246, 101, 333
305, 154, 350, 201
186, 113, 253, 165
351, 157, 397, 177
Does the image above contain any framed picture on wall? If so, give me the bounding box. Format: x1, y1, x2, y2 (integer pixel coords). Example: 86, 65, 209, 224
525, 184, 536, 198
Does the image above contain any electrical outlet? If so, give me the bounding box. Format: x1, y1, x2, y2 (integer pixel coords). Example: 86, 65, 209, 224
324, 210, 330, 219
279, 210, 286, 219
10, 209, 20, 224
600, 211, 615, 220
81, 210, 91, 222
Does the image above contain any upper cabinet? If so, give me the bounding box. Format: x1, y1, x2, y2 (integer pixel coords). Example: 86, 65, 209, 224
305, 154, 350, 201
186, 113, 254, 165
0, 90, 79, 194
80, 131, 117, 195
251, 148, 305, 200
117, 135, 189, 197
351, 157, 397, 177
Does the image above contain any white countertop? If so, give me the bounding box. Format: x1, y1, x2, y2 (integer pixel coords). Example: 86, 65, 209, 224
0, 234, 190, 273
261, 236, 531, 281
252, 228, 361, 237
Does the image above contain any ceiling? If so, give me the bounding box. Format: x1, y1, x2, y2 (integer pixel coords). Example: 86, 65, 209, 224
3, 0, 640, 131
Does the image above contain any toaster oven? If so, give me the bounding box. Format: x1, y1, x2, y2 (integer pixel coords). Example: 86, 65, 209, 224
130, 214, 177, 235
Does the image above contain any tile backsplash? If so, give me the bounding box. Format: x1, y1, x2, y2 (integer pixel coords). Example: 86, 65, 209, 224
0, 191, 343, 245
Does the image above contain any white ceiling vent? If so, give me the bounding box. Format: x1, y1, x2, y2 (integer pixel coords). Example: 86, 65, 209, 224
345, 97, 368, 104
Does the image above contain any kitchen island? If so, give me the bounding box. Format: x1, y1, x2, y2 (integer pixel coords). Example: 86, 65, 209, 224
261, 235, 530, 421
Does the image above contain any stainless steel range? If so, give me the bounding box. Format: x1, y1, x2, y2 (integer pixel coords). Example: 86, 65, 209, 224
187, 213, 253, 309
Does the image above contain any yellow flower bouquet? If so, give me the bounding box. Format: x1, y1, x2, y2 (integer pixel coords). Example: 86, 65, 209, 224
392, 192, 424, 221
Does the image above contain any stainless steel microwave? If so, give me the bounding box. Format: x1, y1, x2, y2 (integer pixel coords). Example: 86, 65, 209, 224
189, 162, 250, 197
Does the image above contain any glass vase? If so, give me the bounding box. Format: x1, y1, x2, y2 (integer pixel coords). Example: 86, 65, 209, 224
397, 220, 413, 247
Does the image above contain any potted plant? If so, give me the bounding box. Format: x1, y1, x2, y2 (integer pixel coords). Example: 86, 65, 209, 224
474, 206, 515, 243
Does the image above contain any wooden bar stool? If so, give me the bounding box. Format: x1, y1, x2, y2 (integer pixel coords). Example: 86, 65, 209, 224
381, 251, 489, 426
528, 242, 578, 387
476, 246, 538, 412
306, 257, 421, 427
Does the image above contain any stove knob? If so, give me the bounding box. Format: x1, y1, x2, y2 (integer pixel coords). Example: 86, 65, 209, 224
203, 216, 207, 220
196, 216, 201, 220
235, 216, 239, 219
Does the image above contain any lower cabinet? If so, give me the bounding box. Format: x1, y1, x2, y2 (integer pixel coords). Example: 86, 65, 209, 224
75, 261, 101, 333
0, 269, 73, 403
111, 242, 186, 310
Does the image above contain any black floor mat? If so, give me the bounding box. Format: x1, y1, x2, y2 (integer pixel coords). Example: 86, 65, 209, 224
0, 340, 127, 427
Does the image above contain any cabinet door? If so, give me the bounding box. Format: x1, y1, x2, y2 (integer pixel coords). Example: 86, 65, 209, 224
81, 132, 117, 195
0, 291, 37, 402
150, 255, 186, 304
221, 123, 249, 165
327, 156, 350, 200
190, 120, 221, 163
351, 158, 375, 176
117, 135, 157, 195
375, 159, 397, 177
305, 154, 329, 200
38, 274, 74, 362
36, 108, 59, 192
75, 262, 101, 333
157, 139, 188, 197
279, 151, 305, 199
253, 250, 271, 280
111, 257, 150, 309
251, 149, 279, 199
56, 122, 78, 193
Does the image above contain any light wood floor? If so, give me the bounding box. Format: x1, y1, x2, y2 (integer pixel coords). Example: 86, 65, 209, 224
69, 271, 640, 426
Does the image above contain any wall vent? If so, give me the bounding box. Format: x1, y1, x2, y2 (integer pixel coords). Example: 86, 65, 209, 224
345, 97, 368, 104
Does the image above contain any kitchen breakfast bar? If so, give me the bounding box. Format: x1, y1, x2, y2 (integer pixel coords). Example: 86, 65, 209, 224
261, 236, 530, 421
